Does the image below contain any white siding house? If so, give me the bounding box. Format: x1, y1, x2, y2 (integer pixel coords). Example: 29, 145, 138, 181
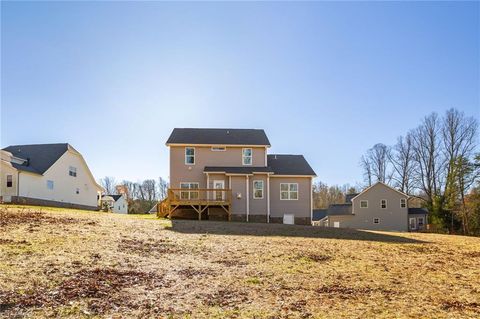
101, 194, 128, 214
0, 143, 103, 210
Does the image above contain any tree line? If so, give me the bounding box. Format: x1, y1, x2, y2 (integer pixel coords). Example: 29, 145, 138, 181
359, 108, 479, 235
98, 176, 169, 214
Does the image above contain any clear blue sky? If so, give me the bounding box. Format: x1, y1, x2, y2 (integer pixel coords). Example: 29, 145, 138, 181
1, 1, 479, 186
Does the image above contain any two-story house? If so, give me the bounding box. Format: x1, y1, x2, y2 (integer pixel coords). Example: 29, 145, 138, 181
159, 128, 316, 225
321, 182, 428, 231
0, 143, 103, 210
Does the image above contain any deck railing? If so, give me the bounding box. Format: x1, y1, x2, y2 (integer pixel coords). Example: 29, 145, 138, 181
167, 188, 232, 205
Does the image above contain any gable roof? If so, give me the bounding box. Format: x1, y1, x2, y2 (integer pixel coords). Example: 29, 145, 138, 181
166, 128, 271, 146
267, 154, 316, 176
312, 209, 328, 221
2, 143, 69, 175
107, 194, 123, 202
352, 181, 408, 201
326, 204, 353, 215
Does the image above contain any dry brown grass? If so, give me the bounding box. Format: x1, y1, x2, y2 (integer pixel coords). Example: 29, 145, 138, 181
1, 205, 479, 318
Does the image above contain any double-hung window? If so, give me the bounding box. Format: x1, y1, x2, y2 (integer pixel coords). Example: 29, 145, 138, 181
47, 180, 54, 190
373, 218, 380, 224
6, 175, 13, 188
180, 182, 199, 200
400, 198, 406, 208
69, 166, 77, 177
253, 180, 264, 199
185, 147, 195, 165
360, 200, 368, 208
381, 199, 387, 209
242, 148, 252, 165
280, 183, 298, 200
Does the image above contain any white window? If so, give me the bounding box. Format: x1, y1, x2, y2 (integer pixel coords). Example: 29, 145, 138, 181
360, 200, 368, 208
47, 180, 54, 190
400, 198, 406, 208
253, 180, 264, 199
76, 188, 80, 194
185, 147, 195, 165
333, 221, 340, 228
69, 166, 77, 177
373, 218, 380, 224
381, 199, 387, 209
6, 175, 13, 188
280, 183, 298, 200
180, 182, 199, 200
242, 148, 252, 165
211, 146, 226, 151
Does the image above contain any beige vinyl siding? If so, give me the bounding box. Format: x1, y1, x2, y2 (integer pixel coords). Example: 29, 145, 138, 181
269, 177, 311, 219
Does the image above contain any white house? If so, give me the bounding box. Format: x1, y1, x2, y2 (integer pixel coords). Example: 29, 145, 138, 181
0, 143, 103, 210
101, 194, 128, 214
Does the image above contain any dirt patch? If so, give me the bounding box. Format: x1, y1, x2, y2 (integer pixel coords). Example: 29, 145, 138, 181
464, 251, 480, 258
315, 284, 392, 299
213, 259, 248, 267
0, 209, 78, 227
292, 252, 332, 263
118, 238, 179, 256
202, 288, 249, 308
441, 300, 480, 312
0, 238, 30, 245
177, 267, 217, 279
0, 268, 167, 315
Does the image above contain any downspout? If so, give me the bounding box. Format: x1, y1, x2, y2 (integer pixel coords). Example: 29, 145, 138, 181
17, 171, 20, 199
206, 173, 209, 200
267, 174, 270, 223
246, 175, 249, 222
310, 176, 313, 225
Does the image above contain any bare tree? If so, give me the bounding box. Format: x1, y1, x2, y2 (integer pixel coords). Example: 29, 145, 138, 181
442, 108, 478, 211
361, 144, 391, 184
411, 113, 444, 209
142, 179, 157, 202
389, 133, 416, 194
158, 177, 169, 200
99, 176, 117, 195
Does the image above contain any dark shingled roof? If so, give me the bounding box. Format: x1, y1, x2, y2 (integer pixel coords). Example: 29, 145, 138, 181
345, 193, 359, 203
312, 209, 328, 221
204, 166, 274, 174
267, 154, 316, 176
327, 204, 353, 216
408, 207, 428, 215
3, 143, 69, 175
166, 128, 271, 146
106, 195, 122, 202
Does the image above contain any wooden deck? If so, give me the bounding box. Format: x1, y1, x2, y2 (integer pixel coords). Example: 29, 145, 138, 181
157, 188, 232, 220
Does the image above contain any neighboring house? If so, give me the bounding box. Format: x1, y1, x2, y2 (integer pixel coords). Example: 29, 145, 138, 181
160, 128, 316, 225
320, 182, 428, 232
0, 143, 103, 210
101, 194, 128, 214
311, 209, 328, 226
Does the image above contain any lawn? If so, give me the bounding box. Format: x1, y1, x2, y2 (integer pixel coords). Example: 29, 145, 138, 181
1, 205, 479, 318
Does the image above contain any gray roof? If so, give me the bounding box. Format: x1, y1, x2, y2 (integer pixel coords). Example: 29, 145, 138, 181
166, 128, 271, 146
204, 166, 274, 174
2, 143, 69, 175
312, 209, 328, 221
345, 193, 359, 203
108, 194, 123, 202
267, 154, 316, 176
408, 207, 428, 215
327, 204, 353, 216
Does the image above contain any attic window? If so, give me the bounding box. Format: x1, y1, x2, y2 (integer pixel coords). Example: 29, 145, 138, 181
6, 175, 13, 188
69, 166, 77, 177
47, 180, 54, 190
400, 198, 406, 208
211, 147, 226, 151
381, 199, 387, 209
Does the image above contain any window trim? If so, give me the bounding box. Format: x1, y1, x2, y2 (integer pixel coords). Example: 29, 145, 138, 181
253, 180, 264, 199
69, 166, 77, 177
76, 188, 80, 194
400, 198, 407, 208
280, 183, 299, 201
360, 200, 368, 208
185, 147, 195, 165
179, 182, 199, 200
211, 146, 226, 151
6, 175, 13, 188
242, 148, 253, 166
373, 218, 380, 224
381, 199, 387, 209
